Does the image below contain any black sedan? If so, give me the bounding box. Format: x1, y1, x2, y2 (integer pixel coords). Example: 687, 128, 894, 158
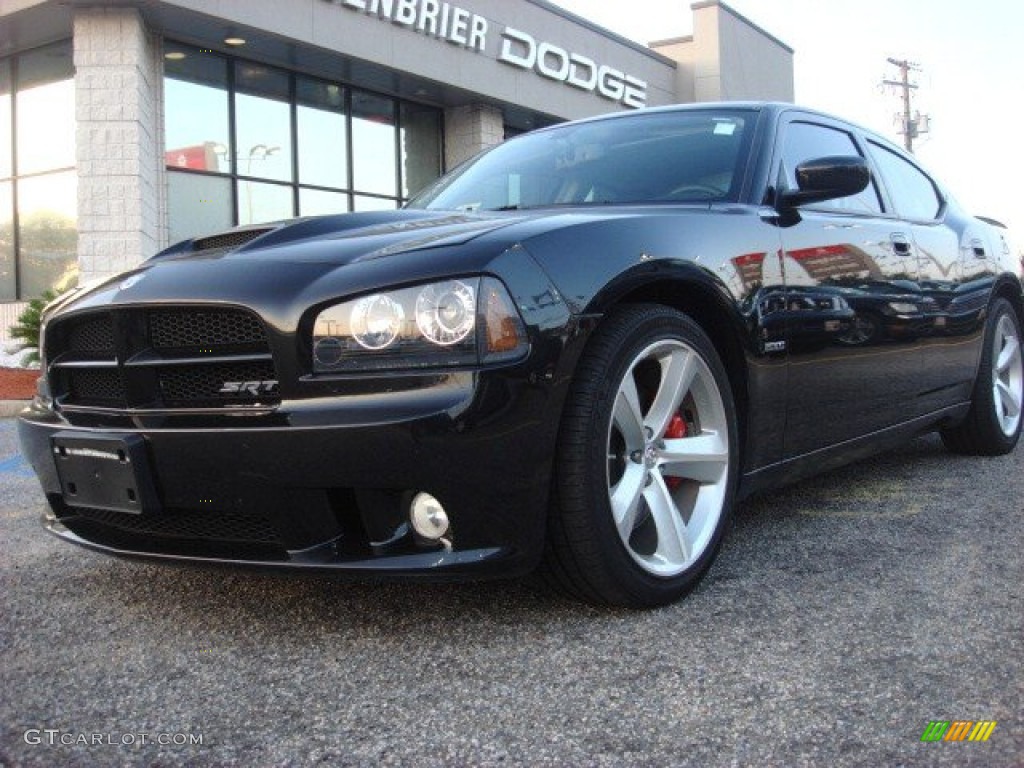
18, 103, 1023, 607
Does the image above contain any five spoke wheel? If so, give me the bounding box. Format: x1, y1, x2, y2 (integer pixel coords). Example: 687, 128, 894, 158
992, 313, 1023, 438
544, 305, 738, 608
607, 340, 730, 577
941, 298, 1023, 455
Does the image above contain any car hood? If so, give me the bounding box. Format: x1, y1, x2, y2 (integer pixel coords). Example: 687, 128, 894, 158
153, 210, 535, 266
53, 204, 714, 316
53, 208, 590, 315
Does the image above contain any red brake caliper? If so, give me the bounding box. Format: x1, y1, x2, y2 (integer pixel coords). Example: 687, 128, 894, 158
664, 413, 687, 490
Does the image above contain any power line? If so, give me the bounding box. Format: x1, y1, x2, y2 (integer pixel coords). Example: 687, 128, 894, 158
881, 58, 929, 153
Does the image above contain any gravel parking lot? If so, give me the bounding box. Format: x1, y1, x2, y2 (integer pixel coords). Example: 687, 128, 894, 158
1, 415, 1021, 766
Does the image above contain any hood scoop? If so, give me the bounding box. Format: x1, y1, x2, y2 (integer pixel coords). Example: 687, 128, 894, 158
192, 226, 276, 255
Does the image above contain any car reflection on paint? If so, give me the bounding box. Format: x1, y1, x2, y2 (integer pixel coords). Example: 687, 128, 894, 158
742, 286, 854, 353
825, 281, 942, 346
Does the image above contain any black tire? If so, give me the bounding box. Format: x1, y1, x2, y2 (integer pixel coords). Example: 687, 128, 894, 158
940, 297, 1023, 455
838, 312, 880, 346
541, 304, 739, 608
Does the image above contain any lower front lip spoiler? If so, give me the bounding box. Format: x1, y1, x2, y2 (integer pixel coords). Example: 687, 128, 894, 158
42, 511, 508, 577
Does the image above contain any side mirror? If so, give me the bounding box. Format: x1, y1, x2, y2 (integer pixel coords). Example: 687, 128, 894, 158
778, 155, 870, 209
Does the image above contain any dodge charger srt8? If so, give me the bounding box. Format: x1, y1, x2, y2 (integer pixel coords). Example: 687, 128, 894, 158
18, 103, 1023, 607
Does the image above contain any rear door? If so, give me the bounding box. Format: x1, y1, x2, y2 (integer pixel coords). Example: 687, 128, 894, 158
864, 140, 993, 409
773, 114, 925, 457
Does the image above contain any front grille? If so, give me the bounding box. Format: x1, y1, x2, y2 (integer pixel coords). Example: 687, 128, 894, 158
68, 368, 125, 404
68, 314, 115, 353
47, 306, 279, 411
149, 309, 266, 350
65, 505, 281, 544
159, 361, 277, 406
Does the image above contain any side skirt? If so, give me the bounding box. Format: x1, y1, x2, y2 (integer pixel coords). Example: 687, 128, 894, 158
738, 403, 971, 500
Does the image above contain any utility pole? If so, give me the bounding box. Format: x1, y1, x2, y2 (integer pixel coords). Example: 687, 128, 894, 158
882, 58, 929, 153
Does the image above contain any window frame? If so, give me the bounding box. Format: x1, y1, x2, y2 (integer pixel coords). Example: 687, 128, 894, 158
864, 138, 946, 224
771, 115, 887, 218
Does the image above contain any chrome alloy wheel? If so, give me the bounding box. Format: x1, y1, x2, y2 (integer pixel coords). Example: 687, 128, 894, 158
992, 313, 1023, 437
606, 339, 730, 578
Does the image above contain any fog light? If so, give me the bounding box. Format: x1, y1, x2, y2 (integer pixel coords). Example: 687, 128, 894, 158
410, 492, 449, 540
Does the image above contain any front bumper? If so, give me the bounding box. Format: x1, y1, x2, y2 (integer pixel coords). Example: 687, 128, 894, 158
17, 370, 561, 579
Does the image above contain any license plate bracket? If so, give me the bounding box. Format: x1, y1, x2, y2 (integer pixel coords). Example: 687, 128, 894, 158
51, 432, 160, 515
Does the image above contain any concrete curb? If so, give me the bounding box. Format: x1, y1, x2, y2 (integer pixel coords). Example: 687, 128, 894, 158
0, 400, 29, 418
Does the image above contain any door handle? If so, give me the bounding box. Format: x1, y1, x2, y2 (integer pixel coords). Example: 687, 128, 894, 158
970, 238, 987, 259
890, 233, 912, 254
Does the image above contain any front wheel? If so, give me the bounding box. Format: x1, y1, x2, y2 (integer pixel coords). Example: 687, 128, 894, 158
941, 297, 1023, 455
543, 305, 738, 608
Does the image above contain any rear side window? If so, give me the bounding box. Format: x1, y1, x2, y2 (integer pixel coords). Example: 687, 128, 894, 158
780, 121, 882, 214
866, 141, 942, 221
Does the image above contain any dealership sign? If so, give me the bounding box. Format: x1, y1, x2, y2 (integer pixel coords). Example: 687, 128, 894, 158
324, 0, 648, 108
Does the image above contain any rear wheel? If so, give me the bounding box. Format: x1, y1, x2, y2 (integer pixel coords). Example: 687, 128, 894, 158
941, 297, 1023, 455
543, 305, 738, 608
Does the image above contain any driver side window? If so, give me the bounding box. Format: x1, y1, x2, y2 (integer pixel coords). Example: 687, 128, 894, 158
781, 121, 883, 215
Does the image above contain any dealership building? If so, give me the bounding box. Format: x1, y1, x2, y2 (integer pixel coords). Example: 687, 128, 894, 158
0, 0, 792, 335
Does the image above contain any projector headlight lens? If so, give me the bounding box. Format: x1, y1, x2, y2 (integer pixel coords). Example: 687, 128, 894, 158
312, 276, 528, 372
351, 293, 405, 350
415, 280, 476, 345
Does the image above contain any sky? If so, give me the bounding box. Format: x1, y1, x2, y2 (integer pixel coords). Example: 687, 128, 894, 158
548, 0, 1024, 242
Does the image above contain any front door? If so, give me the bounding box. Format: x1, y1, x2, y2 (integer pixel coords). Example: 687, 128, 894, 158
774, 116, 925, 457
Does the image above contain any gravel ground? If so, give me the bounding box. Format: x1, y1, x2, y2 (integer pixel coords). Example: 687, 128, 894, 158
0, 417, 1020, 767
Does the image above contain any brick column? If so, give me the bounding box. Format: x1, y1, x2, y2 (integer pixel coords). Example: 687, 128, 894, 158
443, 104, 504, 169
73, 8, 166, 283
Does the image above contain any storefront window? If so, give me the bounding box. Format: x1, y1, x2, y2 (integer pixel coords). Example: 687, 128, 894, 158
235, 63, 292, 183
0, 181, 13, 299
237, 180, 293, 227
0, 41, 77, 301
16, 170, 77, 298
299, 187, 349, 217
167, 172, 232, 246
352, 92, 398, 197
164, 43, 443, 242
164, 50, 230, 173
16, 45, 76, 176
297, 77, 348, 190
0, 61, 11, 180
353, 195, 398, 212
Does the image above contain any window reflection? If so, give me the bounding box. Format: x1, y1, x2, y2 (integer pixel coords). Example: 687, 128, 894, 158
235, 63, 292, 182
17, 171, 77, 297
167, 171, 232, 244
164, 51, 230, 172
237, 179, 293, 226
297, 77, 348, 190
352, 92, 397, 196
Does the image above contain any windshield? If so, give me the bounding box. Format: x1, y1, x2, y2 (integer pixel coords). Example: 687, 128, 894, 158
409, 109, 756, 212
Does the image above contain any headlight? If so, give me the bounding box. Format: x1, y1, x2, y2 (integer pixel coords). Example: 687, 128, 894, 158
312, 276, 528, 372
888, 302, 918, 314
